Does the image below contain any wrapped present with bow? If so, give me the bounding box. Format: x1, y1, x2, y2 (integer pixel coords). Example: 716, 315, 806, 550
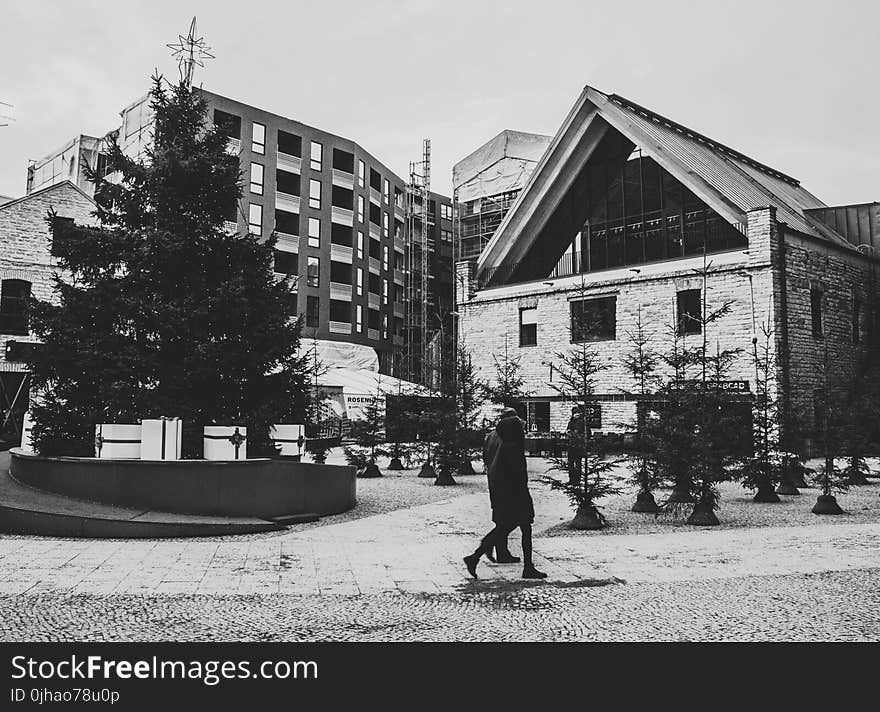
204, 425, 247, 461
95, 423, 142, 459
269, 424, 306, 457
140, 418, 182, 460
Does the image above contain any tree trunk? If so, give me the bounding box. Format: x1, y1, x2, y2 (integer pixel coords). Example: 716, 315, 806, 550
631, 489, 659, 513
686, 501, 720, 526
569, 504, 603, 530
811, 493, 843, 515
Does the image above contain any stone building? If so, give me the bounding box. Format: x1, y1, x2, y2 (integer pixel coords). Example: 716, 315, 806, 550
457, 85, 879, 448
0, 181, 97, 443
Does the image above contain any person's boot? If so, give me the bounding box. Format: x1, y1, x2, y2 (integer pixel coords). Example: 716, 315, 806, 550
463, 554, 480, 579
494, 546, 521, 564
522, 564, 547, 579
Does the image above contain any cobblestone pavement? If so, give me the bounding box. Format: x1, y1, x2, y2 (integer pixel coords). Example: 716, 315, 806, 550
2, 454, 880, 641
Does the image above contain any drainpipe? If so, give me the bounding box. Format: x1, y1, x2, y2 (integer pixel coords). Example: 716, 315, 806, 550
777, 222, 792, 450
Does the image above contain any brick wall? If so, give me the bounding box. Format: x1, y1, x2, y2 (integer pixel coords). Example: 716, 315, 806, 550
0, 182, 96, 372
459, 211, 776, 433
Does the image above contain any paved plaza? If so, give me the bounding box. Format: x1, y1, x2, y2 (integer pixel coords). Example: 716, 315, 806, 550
1, 452, 880, 641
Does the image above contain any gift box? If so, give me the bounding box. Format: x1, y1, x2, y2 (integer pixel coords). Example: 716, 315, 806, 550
270, 424, 306, 457
203, 425, 247, 461
94, 423, 142, 459
140, 418, 182, 460
19, 412, 34, 454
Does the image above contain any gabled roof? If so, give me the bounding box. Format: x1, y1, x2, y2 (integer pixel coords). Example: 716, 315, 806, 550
453, 129, 552, 191
0, 180, 96, 213
477, 85, 855, 277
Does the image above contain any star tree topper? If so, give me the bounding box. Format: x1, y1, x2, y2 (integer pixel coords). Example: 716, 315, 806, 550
167, 16, 214, 87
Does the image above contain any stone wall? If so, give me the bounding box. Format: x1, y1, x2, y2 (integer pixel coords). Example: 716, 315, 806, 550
0, 182, 96, 372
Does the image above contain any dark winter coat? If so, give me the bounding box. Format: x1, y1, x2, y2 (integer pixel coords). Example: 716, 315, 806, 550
486, 415, 534, 525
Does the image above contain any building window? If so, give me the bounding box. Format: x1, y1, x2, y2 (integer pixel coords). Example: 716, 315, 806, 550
252, 122, 266, 155
369, 272, 381, 295
368, 308, 380, 331
306, 295, 320, 328
527, 401, 550, 433
332, 148, 354, 174
383, 212, 389, 237
357, 195, 365, 223
248, 203, 262, 236
273, 250, 298, 275
50, 216, 74, 257
677, 289, 702, 335
358, 160, 366, 188
278, 129, 302, 157
330, 260, 352, 284
853, 296, 861, 343
441, 229, 452, 242
357, 231, 364, 259
369, 203, 381, 226
0, 279, 32, 335
382, 279, 389, 305
519, 307, 537, 347
441, 203, 453, 221
811, 288, 823, 338
275, 209, 299, 236
382, 246, 389, 271
394, 251, 404, 271
276, 169, 300, 196
369, 168, 381, 192
356, 268, 363, 296
310, 141, 323, 171
329, 299, 351, 323
356, 304, 363, 332
214, 109, 241, 139
309, 179, 322, 210
383, 178, 390, 203
308, 217, 321, 248
382, 313, 388, 340
570, 296, 616, 342
307, 256, 320, 288
369, 238, 381, 260
250, 162, 264, 195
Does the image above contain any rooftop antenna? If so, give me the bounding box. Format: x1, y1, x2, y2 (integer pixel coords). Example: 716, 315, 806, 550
166, 16, 214, 87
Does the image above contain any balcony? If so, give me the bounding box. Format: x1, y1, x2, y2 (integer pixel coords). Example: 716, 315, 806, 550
393, 303, 405, 318
368, 223, 380, 240
368, 293, 381, 310
330, 244, 353, 263
276, 151, 302, 173
368, 258, 381, 274
223, 220, 238, 235
331, 206, 354, 226
276, 192, 300, 213
329, 321, 352, 335
393, 269, 405, 285
393, 236, 406, 253
330, 282, 353, 301
393, 335, 404, 346
275, 234, 299, 252
225, 138, 241, 156
367, 328, 380, 341
394, 203, 405, 221
331, 169, 354, 189
369, 188, 381, 206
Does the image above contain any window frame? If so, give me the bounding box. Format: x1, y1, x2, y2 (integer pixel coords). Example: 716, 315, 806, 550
306, 256, 321, 288
309, 179, 322, 210
570, 296, 617, 343
310, 141, 323, 171
0, 278, 32, 336
676, 289, 702, 336
308, 217, 321, 248
249, 162, 264, 195
519, 307, 538, 347
248, 203, 263, 236
811, 288, 824, 338
305, 294, 320, 328
251, 122, 266, 155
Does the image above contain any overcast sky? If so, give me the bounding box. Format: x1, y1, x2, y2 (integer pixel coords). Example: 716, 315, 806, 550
1, 0, 877, 204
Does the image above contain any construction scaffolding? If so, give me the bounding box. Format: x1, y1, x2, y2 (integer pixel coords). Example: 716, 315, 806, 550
404, 139, 433, 386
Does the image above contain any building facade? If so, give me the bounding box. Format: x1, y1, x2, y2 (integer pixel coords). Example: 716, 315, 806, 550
24, 89, 454, 379
457, 86, 879, 449
0, 182, 98, 444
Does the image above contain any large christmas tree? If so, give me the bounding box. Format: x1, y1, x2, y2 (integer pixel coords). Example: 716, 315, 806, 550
27, 76, 308, 457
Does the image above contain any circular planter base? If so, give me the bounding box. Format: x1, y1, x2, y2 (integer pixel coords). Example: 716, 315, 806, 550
417, 463, 436, 479
569, 505, 603, 530
686, 502, 720, 526
776, 481, 800, 495
792, 474, 809, 488
754, 486, 781, 503
631, 490, 659, 513
387, 458, 404, 471
434, 468, 458, 486
812, 494, 843, 515
358, 463, 382, 478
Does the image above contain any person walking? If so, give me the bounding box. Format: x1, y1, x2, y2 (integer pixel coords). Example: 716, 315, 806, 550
566, 405, 588, 485
482, 407, 521, 564
465, 408, 546, 580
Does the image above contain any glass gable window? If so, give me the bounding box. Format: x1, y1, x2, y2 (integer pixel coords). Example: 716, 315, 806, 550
570, 296, 616, 342
250, 163, 264, 195
310, 141, 323, 171
252, 122, 266, 154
